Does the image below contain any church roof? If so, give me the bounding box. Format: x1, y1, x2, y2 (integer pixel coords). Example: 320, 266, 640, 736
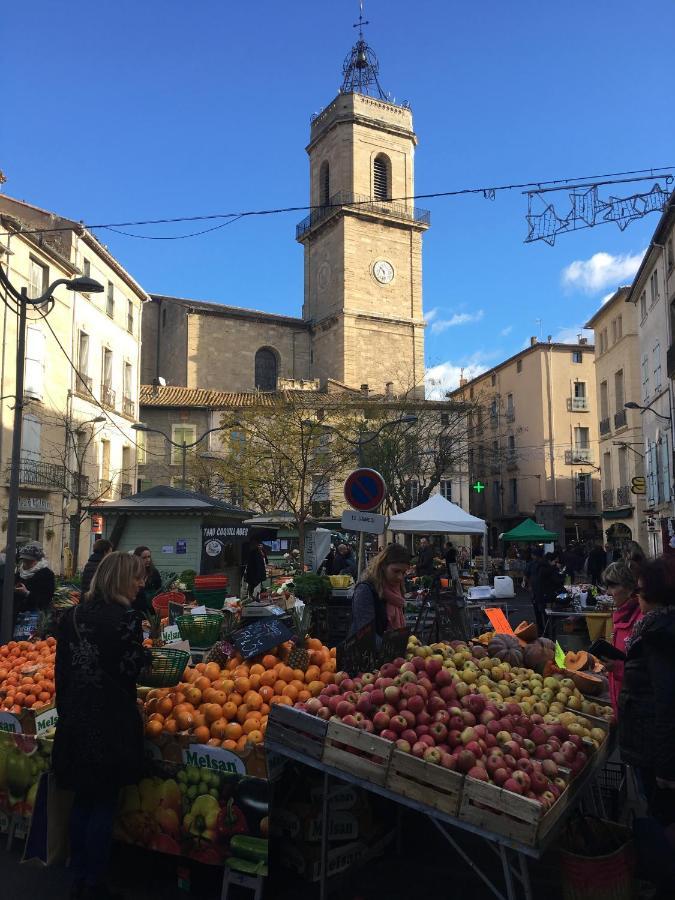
150, 294, 308, 329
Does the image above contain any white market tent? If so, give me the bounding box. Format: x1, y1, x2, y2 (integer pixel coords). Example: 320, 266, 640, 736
388, 493, 488, 571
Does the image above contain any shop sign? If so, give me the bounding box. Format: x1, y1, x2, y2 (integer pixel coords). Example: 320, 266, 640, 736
0, 712, 21, 734
34, 706, 58, 736
18, 496, 51, 513
162, 625, 181, 642
91, 514, 103, 533
176, 539, 187, 554
182, 743, 246, 775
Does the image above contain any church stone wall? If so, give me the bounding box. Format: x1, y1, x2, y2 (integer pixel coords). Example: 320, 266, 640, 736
142, 298, 190, 386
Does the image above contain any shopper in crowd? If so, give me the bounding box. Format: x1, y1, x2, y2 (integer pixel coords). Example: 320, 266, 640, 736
531, 552, 564, 635
349, 543, 411, 639
624, 540, 646, 577
415, 536, 435, 576
322, 545, 336, 576
13, 542, 55, 621
562, 542, 581, 585
445, 541, 459, 589
618, 556, 675, 821
332, 543, 357, 579
132, 546, 162, 614
244, 535, 267, 596
53, 551, 147, 900
600, 560, 642, 713
586, 540, 607, 586
80, 539, 113, 595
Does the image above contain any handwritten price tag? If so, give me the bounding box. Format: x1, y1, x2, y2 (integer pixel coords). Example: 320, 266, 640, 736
484, 608, 514, 635
555, 641, 566, 668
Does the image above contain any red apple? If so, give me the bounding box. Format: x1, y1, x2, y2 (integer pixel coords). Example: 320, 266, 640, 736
412, 741, 427, 758
415, 725, 430, 737
370, 689, 385, 707
401, 729, 418, 745
541, 760, 558, 779
341, 714, 358, 728
419, 734, 435, 748
399, 710, 416, 728
493, 767, 509, 786
384, 686, 401, 705
503, 777, 523, 795
380, 729, 397, 742
467, 766, 489, 781
435, 669, 454, 688
455, 750, 477, 773
416, 711, 432, 727
317, 706, 331, 720
305, 698, 322, 715
430, 722, 448, 743
389, 715, 407, 734
423, 746, 442, 764
406, 694, 425, 715
425, 658, 442, 678
460, 726, 477, 745
439, 685, 457, 703
517, 758, 534, 775
373, 711, 390, 732
395, 738, 411, 753
447, 730, 462, 748
440, 752, 457, 770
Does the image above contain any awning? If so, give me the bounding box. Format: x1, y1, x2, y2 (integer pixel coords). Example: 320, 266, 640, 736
500, 517, 558, 542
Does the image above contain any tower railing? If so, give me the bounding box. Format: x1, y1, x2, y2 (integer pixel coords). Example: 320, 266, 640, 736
296, 191, 430, 239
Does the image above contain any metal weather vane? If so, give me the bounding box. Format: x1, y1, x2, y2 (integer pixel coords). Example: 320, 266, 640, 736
525, 175, 673, 245
340, 1, 388, 100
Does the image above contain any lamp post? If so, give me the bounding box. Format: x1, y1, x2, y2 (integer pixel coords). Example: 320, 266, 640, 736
132, 422, 241, 489
624, 401, 672, 422
0, 270, 104, 643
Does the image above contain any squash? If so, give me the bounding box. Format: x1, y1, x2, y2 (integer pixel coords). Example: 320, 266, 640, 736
568, 670, 605, 696
487, 634, 524, 666
514, 621, 538, 643
565, 650, 590, 672
522, 638, 555, 673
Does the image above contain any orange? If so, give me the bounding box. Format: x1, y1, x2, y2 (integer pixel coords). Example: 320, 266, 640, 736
210, 690, 228, 707
249, 663, 264, 676
306, 638, 323, 650
204, 662, 221, 681
260, 670, 276, 687
193, 726, 211, 744
244, 691, 263, 711
225, 722, 243, 741
262, 655, 278, 669
278, 666, 294, 683
248, 674, 261, 690
235, 735, 248, 752
207, 738, 222, 747
320, 671, 335, 685
234, 677, 251, 695
246, 729, 263, 745
210, 719, 228, 740
297, 690, 311, 703
236, 704, 250, 724
271, 695, 292, 706
282, 684, 298, 701
175, 711, 194, 731
273, 680, 287, 696
292, 669, 305, 682
242, 718, 261, 735
226, 658, 239, 671
307, 680, 324, 697
184, 686, 202, 706
222, 701, 238, 721
222, 739, 238, 751
164, 719, 178, 734
259, 685, 274, 703
203, 703, 223, 724
304, 666, 321, 683
260, 703, 270, 716
195, 676, 211, 693
145, 719, 163, 739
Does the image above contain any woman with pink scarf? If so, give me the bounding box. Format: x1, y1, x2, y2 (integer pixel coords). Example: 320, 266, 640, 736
349, 544, 411, 639
601, 561, 642, 713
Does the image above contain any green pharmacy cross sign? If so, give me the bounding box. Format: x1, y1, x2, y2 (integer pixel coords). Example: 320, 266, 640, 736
472, 481, 486, 493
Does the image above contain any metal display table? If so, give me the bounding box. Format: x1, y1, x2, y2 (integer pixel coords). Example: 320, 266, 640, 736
266, 708, 609, 900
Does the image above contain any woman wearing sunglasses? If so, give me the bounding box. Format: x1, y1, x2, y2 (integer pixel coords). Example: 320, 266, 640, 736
601, 561, 642, 713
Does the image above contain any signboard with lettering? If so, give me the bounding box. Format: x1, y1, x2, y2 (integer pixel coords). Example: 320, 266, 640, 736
484, 607, 515, 635
231, 617, 294, 660
34, 706, 58, 736
181, 743, 246, 775
340, 509, 386, 534
18, 496, 52, 513
201, 522, 249, 574
336, 622, 377, 676
0, 712, 22, 734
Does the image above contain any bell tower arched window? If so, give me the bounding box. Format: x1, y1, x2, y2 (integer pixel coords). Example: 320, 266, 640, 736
255, 347, 278, 391
373, 154, 390, 201
319, 161, 330, 207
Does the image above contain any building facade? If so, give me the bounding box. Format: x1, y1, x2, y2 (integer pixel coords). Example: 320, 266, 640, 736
449, 340, 601, 549
625, 195, 675, 555
0, 196, 147, 571
141, 45, 430, 398
585, 288, 648, 553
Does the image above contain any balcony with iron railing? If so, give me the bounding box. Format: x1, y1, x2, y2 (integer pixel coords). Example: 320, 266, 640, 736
614, 409, 627, 429
71, 473, 90, 497
74, 372, 93, 398
616, 485, 632, 507
7, 457, 68, 490
599, 417, 611, 435
574, 497, 597, 512
100, 385, 116, 410
568, 397, 589, 412
602, 488, 615, 510
120, 482, 132, 498
122, 396, 135, 418
565, 448, 593, 464
296, 191, 431, 240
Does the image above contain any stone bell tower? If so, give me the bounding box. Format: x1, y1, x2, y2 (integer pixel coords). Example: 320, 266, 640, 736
296, 26, 430, 396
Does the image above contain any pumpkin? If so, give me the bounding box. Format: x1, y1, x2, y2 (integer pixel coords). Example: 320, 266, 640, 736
568, 670, 605, 696
565, 650, 590, 672
487, 634, 523, 666
522, 638, 555, 673
514, 621, 538, 643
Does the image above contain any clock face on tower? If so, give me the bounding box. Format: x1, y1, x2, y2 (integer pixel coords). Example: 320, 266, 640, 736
373, 259, 394, 285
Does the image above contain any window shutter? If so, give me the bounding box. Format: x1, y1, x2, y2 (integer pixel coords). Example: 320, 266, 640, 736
24, 327, 45, 400
647, 441, 657, 505
373, 155, 389, 201
661, 435, 672, 502
21, 415, 41, 461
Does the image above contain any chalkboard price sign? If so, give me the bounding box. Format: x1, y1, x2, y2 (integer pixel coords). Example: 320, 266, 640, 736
231, 618, 293, 660
336, 622, 377, 676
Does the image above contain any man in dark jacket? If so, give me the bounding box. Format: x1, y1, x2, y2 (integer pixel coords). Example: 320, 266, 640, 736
586, 541, 607, 585
244, 537, 267, 596
332, 544, 357, 579
80, 539, 113, 595
416, 537, 435, 577
532, 553, 564, 634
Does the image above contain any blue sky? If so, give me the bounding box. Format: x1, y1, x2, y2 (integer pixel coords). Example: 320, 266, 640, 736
3, 0, 675, 393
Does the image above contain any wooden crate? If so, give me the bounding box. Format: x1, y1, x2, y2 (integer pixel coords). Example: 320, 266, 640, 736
459, 776, 569, 848
265, 705, 328, 761
386, 750, 464, 816
322, 720, 394, 786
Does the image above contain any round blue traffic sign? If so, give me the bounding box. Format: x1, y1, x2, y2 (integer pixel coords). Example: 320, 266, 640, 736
343, 468, 386, 512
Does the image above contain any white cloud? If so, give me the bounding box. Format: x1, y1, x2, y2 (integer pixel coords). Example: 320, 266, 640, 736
561, 249, 645, 294
500, 325, 513, 336
552, 325, 594, 344
424, 307, 439, 323
430, 310, 484, 334
425, 356, 489, 398
601, 292, 615, 305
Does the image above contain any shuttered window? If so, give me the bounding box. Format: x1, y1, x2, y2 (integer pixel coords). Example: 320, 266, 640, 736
24, 327, 45, 400
319, 161, 330, 206
373, 154, 389, 200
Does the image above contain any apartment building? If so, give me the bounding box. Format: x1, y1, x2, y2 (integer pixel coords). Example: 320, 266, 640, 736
449, 340, 601, 549
624, 193, 675, 555
0, 195, 148, 570
585, 288, 647, 552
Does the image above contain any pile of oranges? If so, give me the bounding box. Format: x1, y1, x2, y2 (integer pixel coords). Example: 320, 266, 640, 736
0, 638, 57, 713
144, 638, 336, 752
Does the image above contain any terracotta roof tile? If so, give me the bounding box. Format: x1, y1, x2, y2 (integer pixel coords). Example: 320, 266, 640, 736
139, 385, 288, 408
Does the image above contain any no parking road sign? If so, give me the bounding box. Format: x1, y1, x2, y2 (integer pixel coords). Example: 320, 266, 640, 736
343, 468, 386, 512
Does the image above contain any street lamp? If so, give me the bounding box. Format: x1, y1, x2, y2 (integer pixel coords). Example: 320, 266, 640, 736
624, 401, 672, 422
132, 422, 241, 489
0, 266, 104, 643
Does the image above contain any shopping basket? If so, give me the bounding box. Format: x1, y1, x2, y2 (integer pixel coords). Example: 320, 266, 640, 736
138, 647, 190, 687
176, 613, 223, 647
558, 815, 634, 900
152, 590, 186, 617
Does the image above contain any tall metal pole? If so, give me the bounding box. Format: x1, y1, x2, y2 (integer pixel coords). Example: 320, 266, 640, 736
181, 441, 187, 489
1, 289, 28, 643
357, 437, 366, 576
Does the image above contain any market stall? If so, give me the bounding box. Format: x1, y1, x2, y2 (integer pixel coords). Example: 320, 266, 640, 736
499, 518, 558, 544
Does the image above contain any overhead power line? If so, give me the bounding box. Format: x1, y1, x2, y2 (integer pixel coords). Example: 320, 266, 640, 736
0, 165, 672, 241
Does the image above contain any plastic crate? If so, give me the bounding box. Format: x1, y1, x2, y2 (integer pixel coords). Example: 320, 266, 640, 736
138, 648, 190, 687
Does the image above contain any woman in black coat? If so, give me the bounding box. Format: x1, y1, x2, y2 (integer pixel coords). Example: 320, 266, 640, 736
132, 545, 162, 615
53, 551, 147, 899
13, 541, 55, 622
618, 556, 675, 823
80, 539, 113, 595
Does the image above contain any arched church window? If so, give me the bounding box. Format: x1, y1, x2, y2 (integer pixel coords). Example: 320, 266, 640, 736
373, 154, 390, 201
255, 347, 278, 391
320, 161, 330, 206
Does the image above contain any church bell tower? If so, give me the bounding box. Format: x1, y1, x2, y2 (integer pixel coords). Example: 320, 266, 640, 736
296, 22, 430, 396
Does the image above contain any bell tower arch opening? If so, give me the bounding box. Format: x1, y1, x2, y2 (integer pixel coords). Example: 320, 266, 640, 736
254, 347, 279, 391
